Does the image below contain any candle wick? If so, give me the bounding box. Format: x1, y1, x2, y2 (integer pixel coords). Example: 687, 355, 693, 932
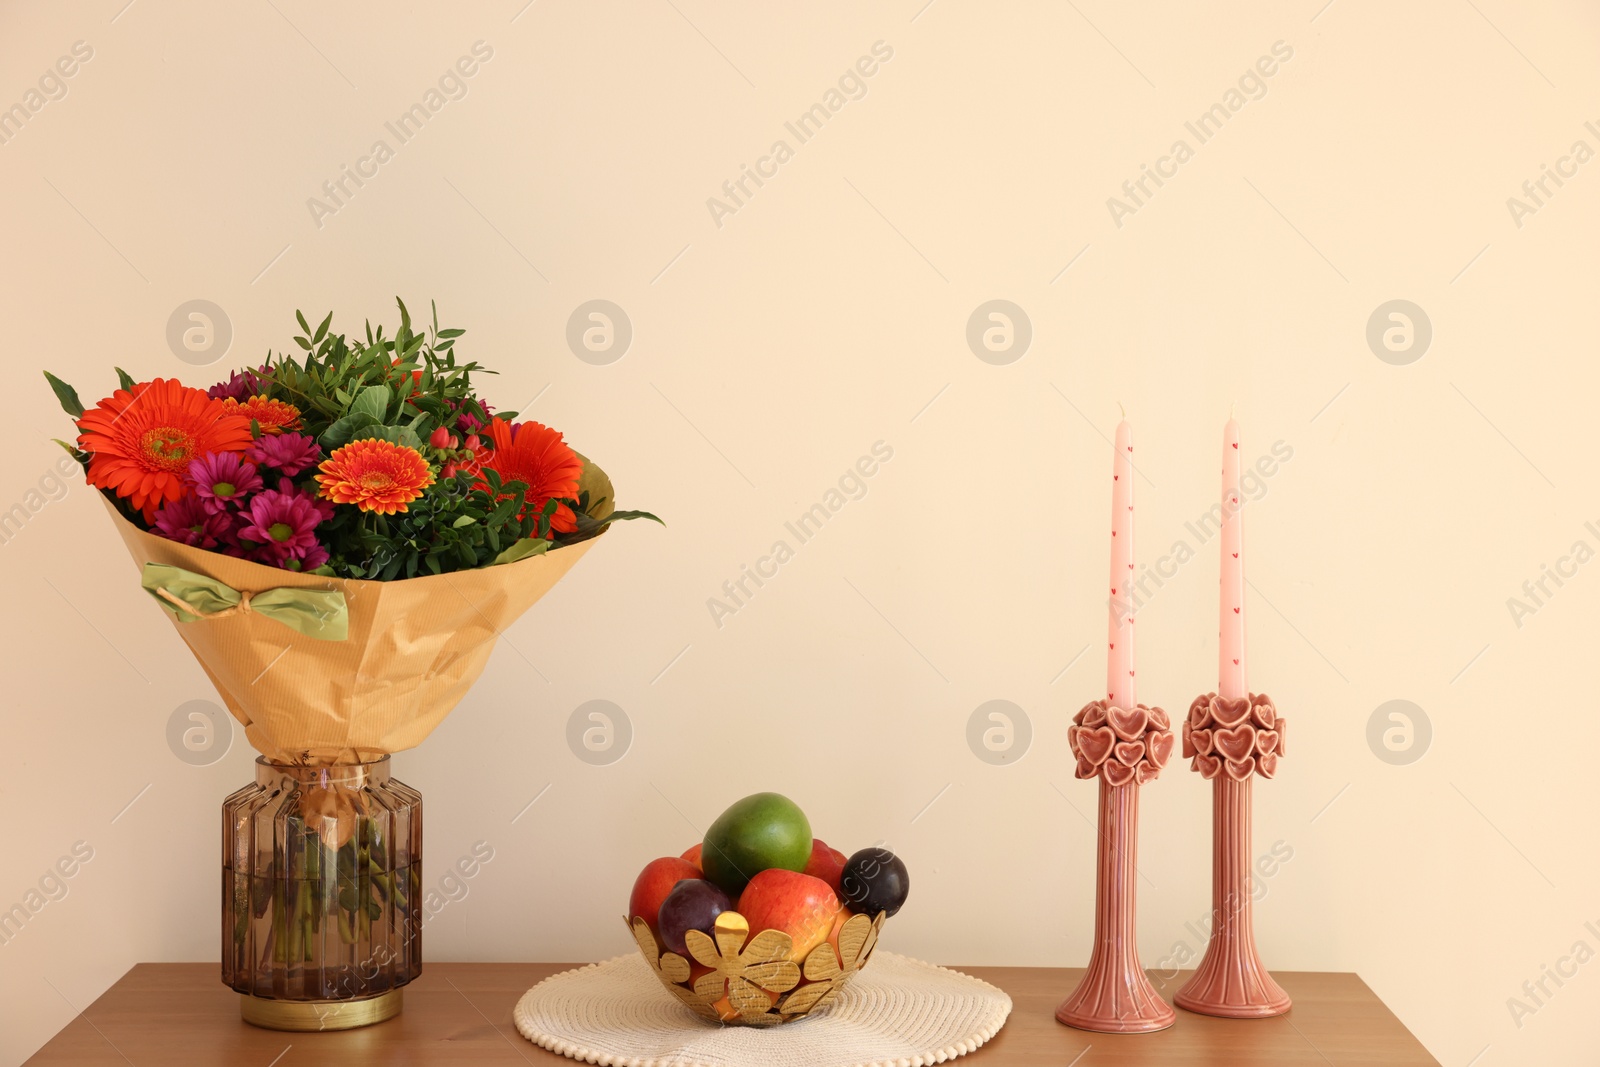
1118, 401, 1126, 419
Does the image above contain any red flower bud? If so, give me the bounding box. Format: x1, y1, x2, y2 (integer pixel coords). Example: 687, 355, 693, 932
463, 434, 480, 451
429, 426, 452, 448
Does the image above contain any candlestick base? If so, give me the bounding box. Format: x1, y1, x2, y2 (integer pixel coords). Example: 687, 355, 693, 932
1056, 966, 1177, 1033
1059, 704, 1177, 1036
1178, 693, 1292, 1020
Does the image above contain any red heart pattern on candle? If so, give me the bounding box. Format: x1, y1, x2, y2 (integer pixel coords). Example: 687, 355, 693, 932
1106, 704, 1149, 741
1068, 699, 1175, 786
1183, 693, 1286, 780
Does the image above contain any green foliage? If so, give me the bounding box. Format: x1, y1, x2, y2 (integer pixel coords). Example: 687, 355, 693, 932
46, 298, 659, 581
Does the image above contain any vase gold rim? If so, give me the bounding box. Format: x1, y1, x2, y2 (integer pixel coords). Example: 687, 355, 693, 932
240, 988, 403, 1031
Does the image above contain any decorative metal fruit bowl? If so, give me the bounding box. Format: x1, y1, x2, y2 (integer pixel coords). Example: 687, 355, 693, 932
627, 909, 888, 1025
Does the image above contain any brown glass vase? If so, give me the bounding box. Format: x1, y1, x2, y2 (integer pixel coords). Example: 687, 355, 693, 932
223, 756, 422, 1030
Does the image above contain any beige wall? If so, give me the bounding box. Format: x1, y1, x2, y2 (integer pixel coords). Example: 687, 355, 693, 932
3, 1, 1598, 1062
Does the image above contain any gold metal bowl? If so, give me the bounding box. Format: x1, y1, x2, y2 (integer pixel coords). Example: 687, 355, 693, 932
627, 909, 887, 1025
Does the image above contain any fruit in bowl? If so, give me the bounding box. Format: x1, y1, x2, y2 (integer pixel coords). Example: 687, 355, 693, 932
657, 878, 732, 956
700, 792, 813, 897
625, 793, 910, 1025
629, 856, 702, 937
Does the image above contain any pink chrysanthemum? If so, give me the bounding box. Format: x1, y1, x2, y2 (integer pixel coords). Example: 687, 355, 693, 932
187, 452, 263, 510
248, 432, 322, 477
454, 400, 494, 435
152, 495, 235, 549
207, 369, 264, 402
238, 480, 327, 564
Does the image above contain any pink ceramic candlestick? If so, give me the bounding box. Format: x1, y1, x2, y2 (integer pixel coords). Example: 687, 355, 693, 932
1175, 417, 1291, 1020
1059, 419, 1175, 1034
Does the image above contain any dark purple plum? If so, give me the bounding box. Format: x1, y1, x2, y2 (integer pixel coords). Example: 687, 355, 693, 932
839, 847, 909, 918
657, 878, 732, 955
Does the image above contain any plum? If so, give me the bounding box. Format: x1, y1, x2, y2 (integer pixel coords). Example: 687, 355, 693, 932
657, 878, 732, 955
839, 847, 909, 918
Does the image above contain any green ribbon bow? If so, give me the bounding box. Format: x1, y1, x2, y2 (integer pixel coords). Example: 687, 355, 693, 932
141, 562, 348, 641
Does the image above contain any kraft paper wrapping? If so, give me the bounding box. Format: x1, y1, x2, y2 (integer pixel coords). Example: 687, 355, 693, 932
102, 494, 600, 764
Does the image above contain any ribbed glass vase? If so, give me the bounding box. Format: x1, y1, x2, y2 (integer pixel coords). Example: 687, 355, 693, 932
223, 756, 422, 1029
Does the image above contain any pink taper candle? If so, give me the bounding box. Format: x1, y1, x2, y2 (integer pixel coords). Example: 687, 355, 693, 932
1108, 419, 1135, 707
1057, 414, 1174, 1034
1174, 414, 1291, 1019
1219, 416, 1244, 700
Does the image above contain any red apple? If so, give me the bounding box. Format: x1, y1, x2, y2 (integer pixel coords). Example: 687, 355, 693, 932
680, 843, 703, 869
802, 839, 848, 893
737, 869, 842, 960
629, 857, 702, 933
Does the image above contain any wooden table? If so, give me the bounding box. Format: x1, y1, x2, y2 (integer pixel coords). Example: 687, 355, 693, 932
25, 963, 1439, 1065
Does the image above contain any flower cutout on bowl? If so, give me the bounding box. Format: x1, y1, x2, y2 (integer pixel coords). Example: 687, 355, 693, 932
684, 912, 802, 1020
1070, 700, 1174, 786
627, 917, 722, 1022
780, 911, 885, 1016
1183, 692, 1286, 780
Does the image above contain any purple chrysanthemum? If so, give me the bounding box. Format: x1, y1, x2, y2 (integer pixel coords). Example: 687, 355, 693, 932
454, 400, 493, 434
248, 432, 322, 477
152, 495, 234, 549
207, 368, 264, 402
186, 452, 263, 510
282, 542, 330, 572
238, 479, 327, 564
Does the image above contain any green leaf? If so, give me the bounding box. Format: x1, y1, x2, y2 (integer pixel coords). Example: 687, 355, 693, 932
296, 310, 312, 335
320, 411, 379, 449
492, 537, 551, 566
349, 383, 390, 423
451, 515, 478, 528
313, 311, 333, 344
350, 424, 421, 449
114, 366, 136, 392
436, 328, 465, 339
42, 371, 85, 418
602, 509, 663, 524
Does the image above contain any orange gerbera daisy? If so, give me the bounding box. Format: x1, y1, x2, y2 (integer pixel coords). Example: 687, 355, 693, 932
315, 439, 435, 514
76, 378, 254, 513
223, 394, 302, 434
477, 417, 583, 534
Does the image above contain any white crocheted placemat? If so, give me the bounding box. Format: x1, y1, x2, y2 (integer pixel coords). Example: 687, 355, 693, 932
513, 951, 1012, 1067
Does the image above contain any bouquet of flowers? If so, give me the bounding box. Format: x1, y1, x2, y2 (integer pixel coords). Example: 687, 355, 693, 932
44, 300, 656, 765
